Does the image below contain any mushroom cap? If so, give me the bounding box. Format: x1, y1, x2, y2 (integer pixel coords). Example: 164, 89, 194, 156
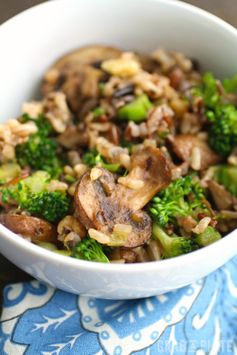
170, 134, 221, 170
0, 214, 57, 244
75, 146, 171, 248
42, 45, 122, 115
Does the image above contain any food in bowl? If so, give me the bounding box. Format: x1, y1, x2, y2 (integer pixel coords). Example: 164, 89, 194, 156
0, 45, 236, 264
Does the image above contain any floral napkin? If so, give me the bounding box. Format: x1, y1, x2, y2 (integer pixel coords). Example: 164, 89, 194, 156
0, 256, 237, 355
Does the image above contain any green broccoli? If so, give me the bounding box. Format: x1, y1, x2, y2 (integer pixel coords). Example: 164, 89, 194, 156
198, 72, 221, 110
22, 191, 69, 222
208, 105, 237, 156
1, 171, 70, 222
195, 72, 237, 156
82, 148, 120, 173
152, 223, 198, 259
149, 175, 207, 227
16, 114, 63, 177
214, 165, 237, 197
92, 107, 105, 118
193, 226, 221, 247
223, 74, 237, 93
117, 94, 153, 122
72, 237, 109, 263
0, 163, 21, 184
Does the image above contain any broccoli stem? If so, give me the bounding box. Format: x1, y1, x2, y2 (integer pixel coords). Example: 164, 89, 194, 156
214, 165, 237, 197
72, 237, 109, 263
194, 226, 221, 247
0, 171, 70, 222
152, 222, 197, 259
117, 94, 153, 122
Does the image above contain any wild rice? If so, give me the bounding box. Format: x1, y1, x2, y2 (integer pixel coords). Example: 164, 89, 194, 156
118, 176, 145, 189
90, 167, 103, 181
228, 148, 237, 166
47, 180, 68, 192
192, 217, 211, 234
190, 146, 201, 170
88, 228, 111, 244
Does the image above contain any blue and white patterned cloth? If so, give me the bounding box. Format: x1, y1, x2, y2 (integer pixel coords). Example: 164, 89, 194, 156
0, 257, 237, 355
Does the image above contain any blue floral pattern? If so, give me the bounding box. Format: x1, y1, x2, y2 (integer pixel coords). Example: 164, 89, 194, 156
0, 257, 237, 355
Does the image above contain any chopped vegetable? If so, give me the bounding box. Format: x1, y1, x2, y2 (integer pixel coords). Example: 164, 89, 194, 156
16, 114, 63, 177
195, 73, 237, 156
22, 191, 69, 223
208, 105, 237, 156
72, 237, 109, 263
64, 175, 77, 184
223, 74, 237, 93
22, 171, 50, 193
150, 175, 207, 227
39, 242, 58, 251
197, 72, 220, 110
117, 94, 153, 122
1, 172, 70, 222
152, 223, 197, 259
82, 148, 120, 173
54, 250, 71, 256
0, 163, 21, 183
92, 107, 105, 118
214, 165, 237, 197
194, 226, 221, 247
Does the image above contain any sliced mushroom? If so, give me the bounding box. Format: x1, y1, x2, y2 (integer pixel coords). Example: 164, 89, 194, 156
75, 146, 171, 248
170, 134, 220, 170
120, 248, 138, 263
52, 45, 122, 71
57, 125, 89, 148
42, 46, 122, 115
116, 146, 172, 210
75, 168, 152, 248
207, 180, 236, 210
0, 214, 57, 244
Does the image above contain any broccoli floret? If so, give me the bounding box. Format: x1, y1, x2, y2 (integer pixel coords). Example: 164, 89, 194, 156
214, 165, 237, 197
195, 72, 237, 156
193, 226, 221, 247
92, 107, 105, 118
82, 148, 100, 167
152, 223, 198, 259
21, 191, 69, 222
72, 237, 109, 263
208, 105, 237, 156
1, 171, 70, 222
149, 175, 207, 227
223, 74, 237, 93
16, 114, 63, 177
21, 113, 52, 134
82, 149, 120, 173
199, 72, 221, 109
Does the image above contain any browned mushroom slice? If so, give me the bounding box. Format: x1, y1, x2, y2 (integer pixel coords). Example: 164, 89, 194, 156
117, 146, 172, 210
170, 134, 220, 170
207, 180, 236, 211
136, 53, 159, 73
54, 66, 102, 114
52, 45, 122, 70
57, 125, 89, 149
75, 168, 152, 248
42, 45, 122, 114
75, 147, 171, 248
0, 214, 57, 244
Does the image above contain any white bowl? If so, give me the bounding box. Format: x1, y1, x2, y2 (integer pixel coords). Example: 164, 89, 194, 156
0, 0, 237, 299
